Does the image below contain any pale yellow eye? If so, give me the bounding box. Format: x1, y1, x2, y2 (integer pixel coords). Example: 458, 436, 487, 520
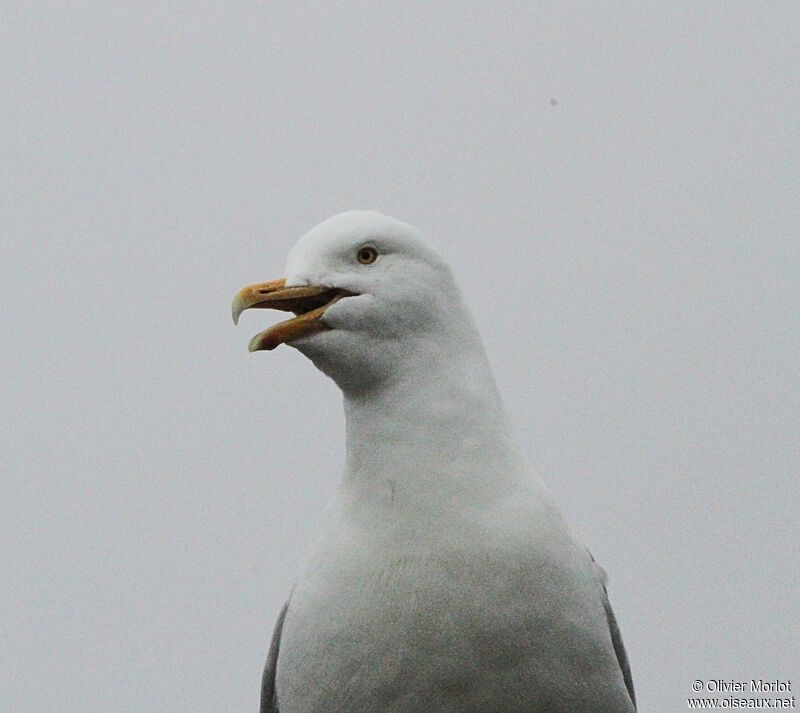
357, 246, 379, 265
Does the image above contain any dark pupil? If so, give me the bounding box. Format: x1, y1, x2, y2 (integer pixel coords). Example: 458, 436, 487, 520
361, 250, 372, 260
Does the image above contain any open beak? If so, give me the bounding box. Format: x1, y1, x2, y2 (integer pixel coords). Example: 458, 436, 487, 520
232, 278, 349, 351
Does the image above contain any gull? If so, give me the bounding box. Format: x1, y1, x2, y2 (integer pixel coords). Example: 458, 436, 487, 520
232, 211, 637, 713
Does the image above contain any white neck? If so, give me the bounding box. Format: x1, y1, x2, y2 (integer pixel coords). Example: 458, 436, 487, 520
340, 330, 529, 515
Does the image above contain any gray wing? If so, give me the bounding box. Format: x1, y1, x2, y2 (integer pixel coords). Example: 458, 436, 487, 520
601, 588, 636, 710
589, 552, 636, 710
260, 601, 289, 713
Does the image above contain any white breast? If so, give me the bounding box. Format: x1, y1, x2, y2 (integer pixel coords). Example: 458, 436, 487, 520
275, 478, 633, 713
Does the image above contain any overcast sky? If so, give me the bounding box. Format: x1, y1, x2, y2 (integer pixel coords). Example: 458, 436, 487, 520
2, 3, 798, 712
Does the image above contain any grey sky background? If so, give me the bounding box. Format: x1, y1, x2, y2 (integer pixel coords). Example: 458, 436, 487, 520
2, 3, 798, 712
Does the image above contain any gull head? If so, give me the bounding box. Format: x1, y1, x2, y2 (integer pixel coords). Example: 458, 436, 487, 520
232, 210, 479, 392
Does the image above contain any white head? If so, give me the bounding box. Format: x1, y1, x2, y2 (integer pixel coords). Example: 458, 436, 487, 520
232, 211, 487, 395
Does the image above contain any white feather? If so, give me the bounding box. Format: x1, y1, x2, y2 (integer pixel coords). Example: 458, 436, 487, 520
268, 211, 635, 712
